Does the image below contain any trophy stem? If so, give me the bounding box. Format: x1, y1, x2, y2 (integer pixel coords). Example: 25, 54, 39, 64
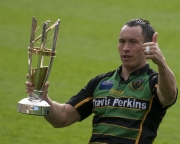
34, 55, 44, 90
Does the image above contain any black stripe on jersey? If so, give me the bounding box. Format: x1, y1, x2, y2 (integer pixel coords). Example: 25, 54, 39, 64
89, 133, 135, 144
93, 115, 141, 129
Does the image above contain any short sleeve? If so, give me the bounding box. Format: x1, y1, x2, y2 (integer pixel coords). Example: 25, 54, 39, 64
66, 78, 97, 121
149, 73, 178, 108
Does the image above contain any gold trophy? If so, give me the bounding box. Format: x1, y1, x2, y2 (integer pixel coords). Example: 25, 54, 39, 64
17, 17, 60, 116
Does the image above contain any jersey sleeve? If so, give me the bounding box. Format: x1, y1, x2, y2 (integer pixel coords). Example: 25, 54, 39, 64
66, 78, 97, 121
149, 72, 178, 108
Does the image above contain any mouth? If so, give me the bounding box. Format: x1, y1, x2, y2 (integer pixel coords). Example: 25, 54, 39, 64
122, 54, 132, 61
122, 54, 131, 60
123, 54, 131, 58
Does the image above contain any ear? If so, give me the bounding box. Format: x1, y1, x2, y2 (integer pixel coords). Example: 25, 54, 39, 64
152, 32, 158, 43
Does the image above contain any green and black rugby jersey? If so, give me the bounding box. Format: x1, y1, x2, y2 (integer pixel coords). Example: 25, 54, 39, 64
66, 64, 177, 144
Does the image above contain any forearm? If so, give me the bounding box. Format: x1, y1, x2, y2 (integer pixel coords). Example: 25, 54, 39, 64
43, 95, 80, 128
158, 62, 177, 105
44, 99, 66, 128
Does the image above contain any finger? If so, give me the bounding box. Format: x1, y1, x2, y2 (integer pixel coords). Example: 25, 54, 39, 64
25, 81, 33, 86
152, 32, 158, 43
143, 42, 155, 48
26, 86, 34, 93
145, 55, 154, 60
145, 49, 154, 55
144, 46, 150, 55
41, 82, 50, 98
25, 82, 34, 89
143, 45, 157, 50
144, 45, 157, 55
44, 82, 49, 88
26, 89, 33, 94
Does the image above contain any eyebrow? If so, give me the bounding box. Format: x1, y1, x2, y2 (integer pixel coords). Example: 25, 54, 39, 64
119, 37, 139, 41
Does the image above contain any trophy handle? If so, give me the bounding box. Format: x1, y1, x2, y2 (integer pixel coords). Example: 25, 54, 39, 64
42, 20, 60, 86
28, 17, 37, 82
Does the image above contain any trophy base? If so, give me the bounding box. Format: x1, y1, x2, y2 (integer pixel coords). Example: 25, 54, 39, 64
17, 98, 50, 116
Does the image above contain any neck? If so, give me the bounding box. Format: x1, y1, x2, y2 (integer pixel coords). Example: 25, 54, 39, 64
120, 67, 132, 80
120, 63, 147, 80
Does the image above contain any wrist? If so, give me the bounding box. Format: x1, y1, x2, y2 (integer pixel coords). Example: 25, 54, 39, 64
42, 95, 53, 105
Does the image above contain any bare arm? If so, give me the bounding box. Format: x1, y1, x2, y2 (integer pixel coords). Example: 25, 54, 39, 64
26, 81, 81, 128
143, 32, 177, 106
157, 63, 177, 106
44, 97, 81, 128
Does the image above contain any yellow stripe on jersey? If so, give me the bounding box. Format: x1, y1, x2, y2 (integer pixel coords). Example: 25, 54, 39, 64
135, 94, 155, 144
74, 97, 92, 108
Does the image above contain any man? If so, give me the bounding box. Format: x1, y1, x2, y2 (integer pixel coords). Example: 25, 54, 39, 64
25, 18, 177, 144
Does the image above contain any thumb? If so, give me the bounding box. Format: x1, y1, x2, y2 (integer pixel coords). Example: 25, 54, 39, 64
152, 32, 158, 43
42, 82, 49, 98
44, 82, 49, 89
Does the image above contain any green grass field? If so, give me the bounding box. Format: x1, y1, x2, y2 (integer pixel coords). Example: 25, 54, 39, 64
0, 0, 180, 143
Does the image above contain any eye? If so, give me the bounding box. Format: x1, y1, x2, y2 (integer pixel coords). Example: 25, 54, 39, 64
130, 40, 137, 44
119, 39, 125, 44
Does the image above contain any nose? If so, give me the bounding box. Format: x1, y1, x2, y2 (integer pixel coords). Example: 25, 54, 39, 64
123, 43, 130, 51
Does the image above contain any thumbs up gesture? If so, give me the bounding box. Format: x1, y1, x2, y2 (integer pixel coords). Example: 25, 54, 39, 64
143, 32, 166, 66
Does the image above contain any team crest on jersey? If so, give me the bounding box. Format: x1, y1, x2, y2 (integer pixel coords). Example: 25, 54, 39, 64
129, 79, 145, 91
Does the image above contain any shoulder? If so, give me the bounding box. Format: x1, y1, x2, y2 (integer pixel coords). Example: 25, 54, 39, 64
88, 70, 117, 85
83, 69, 117, 92
147, 68, 158, 87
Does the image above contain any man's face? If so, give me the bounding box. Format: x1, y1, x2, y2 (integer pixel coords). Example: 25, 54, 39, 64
118, 25, 146, 70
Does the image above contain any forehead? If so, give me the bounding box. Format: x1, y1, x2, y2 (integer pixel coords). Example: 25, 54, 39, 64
120, 25, 143, 40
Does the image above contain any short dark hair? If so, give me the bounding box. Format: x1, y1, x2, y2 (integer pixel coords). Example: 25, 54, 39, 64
124, 18, 155, 42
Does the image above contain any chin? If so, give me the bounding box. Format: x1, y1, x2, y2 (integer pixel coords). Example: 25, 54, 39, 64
122, 63, 133, 69
122, 62, 138, 69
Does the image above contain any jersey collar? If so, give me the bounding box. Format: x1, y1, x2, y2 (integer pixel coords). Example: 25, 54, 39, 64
117, 63, 150, 76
